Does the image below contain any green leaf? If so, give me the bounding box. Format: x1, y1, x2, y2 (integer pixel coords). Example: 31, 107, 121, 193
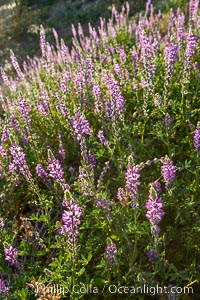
77, 267, 86, 277
16, 288, 29, 300
87, 252, 93, 263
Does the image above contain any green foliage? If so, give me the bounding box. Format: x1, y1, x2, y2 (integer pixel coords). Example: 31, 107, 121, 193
0, 0, 190, 67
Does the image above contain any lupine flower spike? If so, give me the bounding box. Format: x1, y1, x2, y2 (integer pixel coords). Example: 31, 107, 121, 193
194, 123, 200, 151
4, 245, 20, 268
105, 241, 118, 265
161, 157, 176, 188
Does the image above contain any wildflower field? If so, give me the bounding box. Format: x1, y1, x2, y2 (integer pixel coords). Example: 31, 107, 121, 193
0, 0, 200, 299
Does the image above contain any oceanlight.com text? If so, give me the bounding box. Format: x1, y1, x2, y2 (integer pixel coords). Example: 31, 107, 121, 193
32, 283, 193, 296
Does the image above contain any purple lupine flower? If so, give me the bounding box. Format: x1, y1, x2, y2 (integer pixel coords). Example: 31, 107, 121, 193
126, 1, 130, 15
145, 0, 151, 15
104, 101, 112, 120
47, 156, 68, 189
40, 25, 47, 58
161, 158, 176, 188
78, 23, 84, 36
150, 9, 155, 27
154, 95, 162, 107
146, 182, 165, 239
78, 166, 93, 196
82, 98, 89, 106
176, 14, 185, 43
68, 166, 75, 173
96, 198, 110, 210
87, 153, 96, 168
72, 111, 92, 140
131, 48, 138, 63
38, 81, 51, 116
56, 102, 70, 120
132, 81, 138, 90
85, 56, 94, 71
189, 0, 196, 13
117, 187, 126, 202
57, 133, 66, 160
105, 241, 118, 265
193, 62, 199, 70
189, 0, 199, 21
74, 70, 84, 95
146, 196, 165, 226
93, 84, 101, 98
114, 63, 122, 77
11, 117, 20, 131
125, 70, 130, 80
103, 74, 124, 122
194, 124, 200, 151
10, 50, 24, 78
119, 46, 126, 62
151, 224, 161, 236
61, 40, 69, 65
151, 181, 162, 194
97, 161, 110, 191
0, 219, 5, 227
100, 53, 107, 64
1, 125, 8, 143
85, 56, 94, 84
58, 149, 66, 159
4, 245, 20, 267
158, 9, 162, 20
146, 249, 158, 262
18, 98, 31, 125
140, 79, 148, 88
45, 42, 54, 64
93, 84, 101, 113
15, 179, 22, 186
73, 50, 82, 64
164, 42, 178, 67
139, 30, 157, 84
22, 137, 28, 146
60, 199, 82, 239
71, 24, 77, 38
36, 164, 48, 181
186, 34, 198, 59
169, 9, 175, 21
98, 130, 110, 147
184, 33, 198, 81
37, 102, 48, 116
1, 69, 9, 85
164, 42, 178, 85
0, 279, 9, 296
78, 167, 87, 179
164, 114, 171, 125
52, 28, 59, 50
108, 45, 115, 55
125, 163, 141, 199
60, 72, 68, 94
109, 80, 124, 121
9, 143, 32, 180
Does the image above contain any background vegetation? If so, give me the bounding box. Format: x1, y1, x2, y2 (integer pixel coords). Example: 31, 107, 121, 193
0, 0, 190, 69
